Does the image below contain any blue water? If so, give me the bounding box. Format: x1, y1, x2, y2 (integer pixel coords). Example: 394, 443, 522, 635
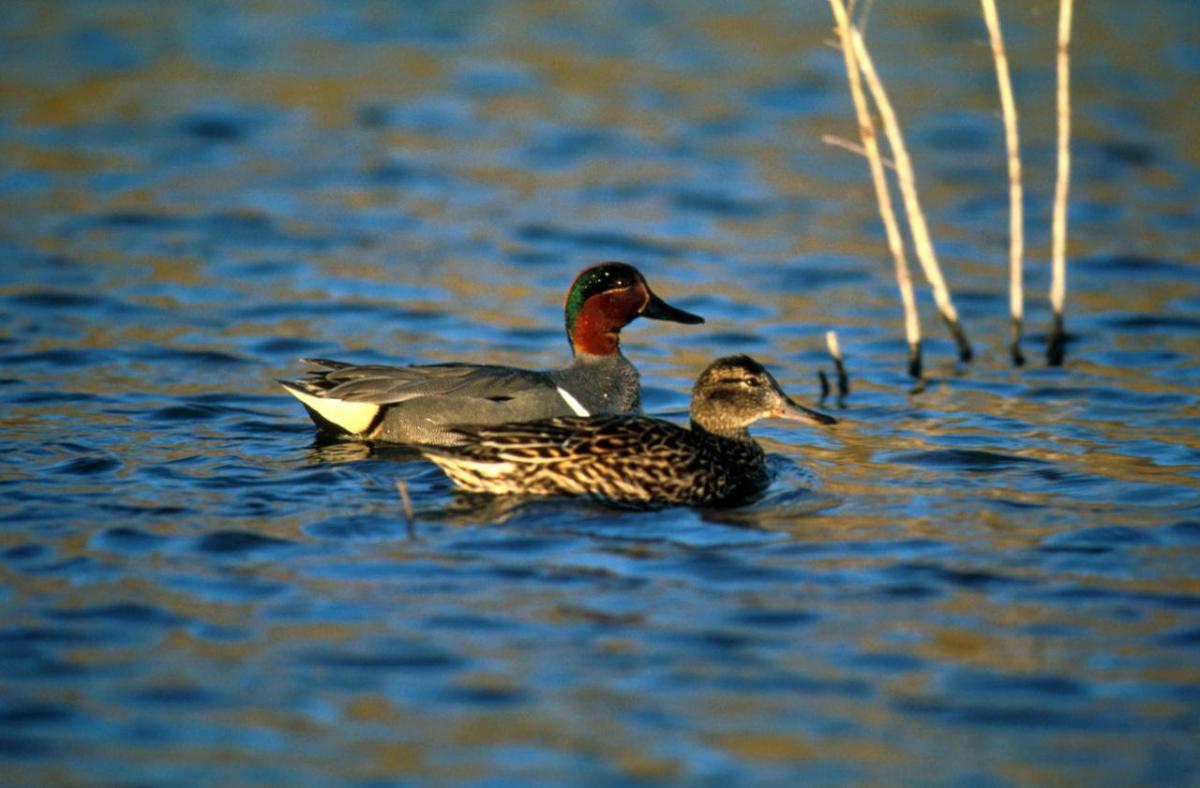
2, 1, 1199, 784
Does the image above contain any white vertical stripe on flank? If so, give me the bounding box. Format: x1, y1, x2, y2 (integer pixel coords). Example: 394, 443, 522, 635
555, 386, 590, 417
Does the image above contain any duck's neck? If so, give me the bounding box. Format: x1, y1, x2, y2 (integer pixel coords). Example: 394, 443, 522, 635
690, 418, 753, 443
559, 353, 641, 413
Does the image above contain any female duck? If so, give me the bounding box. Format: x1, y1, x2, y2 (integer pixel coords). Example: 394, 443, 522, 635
421, 355, 836, 506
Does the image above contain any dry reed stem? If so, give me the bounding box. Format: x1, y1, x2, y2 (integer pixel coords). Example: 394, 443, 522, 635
825, 329, 843, 363
980, 0, 1026, 366
821, 134, 897, 170
396, 479, 415, 538
1048, 0, 1074, 365
825, 329, 850, 399
827, 0, 922, 378
851, 29, 974, 364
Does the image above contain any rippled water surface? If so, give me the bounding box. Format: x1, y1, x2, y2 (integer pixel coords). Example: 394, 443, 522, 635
2, 1, 1199, 784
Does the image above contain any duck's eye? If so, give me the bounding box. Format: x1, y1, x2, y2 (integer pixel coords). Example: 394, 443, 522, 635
741, 377, 762, 388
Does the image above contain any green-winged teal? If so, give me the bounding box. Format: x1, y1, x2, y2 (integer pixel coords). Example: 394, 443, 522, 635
421, 355, 836, 506
281, 262, 703, 444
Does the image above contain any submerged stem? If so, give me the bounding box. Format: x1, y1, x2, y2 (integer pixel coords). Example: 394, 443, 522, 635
1048, 0, 1074, 365
980, 0, 1026, 367
853, 29, 973, 364
827, 0, 922, 379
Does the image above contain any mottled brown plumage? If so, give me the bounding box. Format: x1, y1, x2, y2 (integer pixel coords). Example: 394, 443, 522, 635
421, 355, 836, 506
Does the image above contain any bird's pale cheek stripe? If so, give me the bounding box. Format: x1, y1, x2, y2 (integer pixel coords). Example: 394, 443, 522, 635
555, 386, 590, 417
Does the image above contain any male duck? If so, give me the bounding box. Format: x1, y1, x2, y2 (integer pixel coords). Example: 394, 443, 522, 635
281, 262, 703, 444
421, 355, 837, 506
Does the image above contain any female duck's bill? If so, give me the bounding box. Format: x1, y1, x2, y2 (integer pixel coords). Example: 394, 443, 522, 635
279, 262, 703, 445
420, 354, 837, 507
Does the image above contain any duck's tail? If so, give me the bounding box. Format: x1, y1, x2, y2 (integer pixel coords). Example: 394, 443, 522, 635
279, 379, 382, 436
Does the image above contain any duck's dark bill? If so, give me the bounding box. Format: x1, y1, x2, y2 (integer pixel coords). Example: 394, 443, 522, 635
776, 398, 838, 426
641, 291, 705, 324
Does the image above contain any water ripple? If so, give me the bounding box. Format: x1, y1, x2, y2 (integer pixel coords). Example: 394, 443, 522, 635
2, 1, 1198, 785
882, 448, 1047, 471
193, 531, 295, 555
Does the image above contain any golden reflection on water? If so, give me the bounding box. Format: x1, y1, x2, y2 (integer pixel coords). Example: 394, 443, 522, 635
1, 1, 1198, 784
